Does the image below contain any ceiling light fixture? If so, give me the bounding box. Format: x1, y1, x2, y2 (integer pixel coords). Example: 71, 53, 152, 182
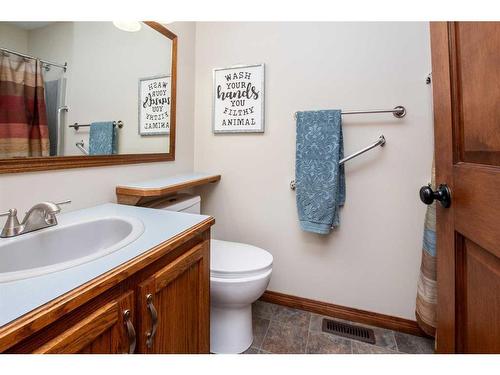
112, 21, 142, 32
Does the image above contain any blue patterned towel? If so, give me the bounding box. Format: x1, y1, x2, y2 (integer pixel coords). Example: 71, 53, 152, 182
89, 121, 117, 155
295, 110, 345, 234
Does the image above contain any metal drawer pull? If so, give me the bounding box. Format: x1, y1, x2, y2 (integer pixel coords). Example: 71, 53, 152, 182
145, 294, 158, 349
123, 309, 136, 354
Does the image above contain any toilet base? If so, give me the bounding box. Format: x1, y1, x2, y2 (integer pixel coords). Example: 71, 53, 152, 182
210, 304, 253, 354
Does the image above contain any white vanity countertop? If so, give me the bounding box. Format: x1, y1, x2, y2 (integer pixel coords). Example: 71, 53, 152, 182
0, 203, 211, 328
117, 171, 220, 190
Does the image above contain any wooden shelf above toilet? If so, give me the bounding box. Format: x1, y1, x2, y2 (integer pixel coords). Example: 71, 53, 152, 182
116, 172, 221, 206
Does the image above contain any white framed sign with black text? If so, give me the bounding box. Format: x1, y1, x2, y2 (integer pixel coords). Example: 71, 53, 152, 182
138, 75, 171, 136
212, 64, 265, 133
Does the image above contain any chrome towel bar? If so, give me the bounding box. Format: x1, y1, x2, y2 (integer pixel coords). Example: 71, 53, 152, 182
290, 135, 386, 190
69, 120, 124, 131
340, 134, 385, 164
75, 141, 89, 155
294, 106, 406, 120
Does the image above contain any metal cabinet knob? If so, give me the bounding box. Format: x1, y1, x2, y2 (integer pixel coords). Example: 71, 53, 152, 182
419, 184, 452, 208
145, 294, 158, 349
123, 309, 136, 354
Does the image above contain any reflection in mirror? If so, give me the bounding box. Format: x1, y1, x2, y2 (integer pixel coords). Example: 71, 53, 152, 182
0, 21, 173, 159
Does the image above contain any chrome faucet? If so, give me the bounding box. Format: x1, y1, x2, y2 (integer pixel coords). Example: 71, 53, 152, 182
0, 200, 71, 238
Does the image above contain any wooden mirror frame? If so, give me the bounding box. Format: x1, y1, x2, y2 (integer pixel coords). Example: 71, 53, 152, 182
0, 21, 177, 174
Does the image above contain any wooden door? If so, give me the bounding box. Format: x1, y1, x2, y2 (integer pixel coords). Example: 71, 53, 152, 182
137, 241, 210, 354
33, 291, 136, 354
430, 22, 500, 353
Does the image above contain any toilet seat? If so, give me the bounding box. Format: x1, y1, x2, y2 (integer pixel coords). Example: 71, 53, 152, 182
210, 239, 273, 279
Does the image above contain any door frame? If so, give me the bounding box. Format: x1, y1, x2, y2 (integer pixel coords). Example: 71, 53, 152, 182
430, 21, 457, 353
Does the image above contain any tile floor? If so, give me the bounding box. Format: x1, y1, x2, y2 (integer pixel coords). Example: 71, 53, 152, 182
243, 301, 435, 354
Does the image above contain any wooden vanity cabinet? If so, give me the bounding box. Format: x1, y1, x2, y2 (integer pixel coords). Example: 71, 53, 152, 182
137, 242, 210, 353
0, 223, 213, 354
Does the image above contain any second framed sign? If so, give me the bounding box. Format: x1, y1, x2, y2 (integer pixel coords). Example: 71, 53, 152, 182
138, 75, 171, 136
212, 64, 265, 134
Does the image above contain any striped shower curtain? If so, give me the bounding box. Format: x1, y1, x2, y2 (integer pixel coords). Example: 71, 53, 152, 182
0, 53, 50, 158
416, 161, 437, 337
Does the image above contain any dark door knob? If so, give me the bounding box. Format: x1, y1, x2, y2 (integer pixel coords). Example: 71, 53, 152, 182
419, 184, 451, 208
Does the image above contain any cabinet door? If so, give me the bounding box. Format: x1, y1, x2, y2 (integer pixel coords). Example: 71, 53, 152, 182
137, 241, 210, 354
33, 291, 136, 354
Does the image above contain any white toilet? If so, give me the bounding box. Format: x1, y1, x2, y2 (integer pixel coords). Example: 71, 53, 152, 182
158, 194, 273, 354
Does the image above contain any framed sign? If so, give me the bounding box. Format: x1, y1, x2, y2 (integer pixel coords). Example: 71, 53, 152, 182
138, 75, 171, 136
212, 64, 265, 133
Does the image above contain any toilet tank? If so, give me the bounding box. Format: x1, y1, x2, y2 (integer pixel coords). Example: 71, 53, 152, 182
157, 193, 201, 214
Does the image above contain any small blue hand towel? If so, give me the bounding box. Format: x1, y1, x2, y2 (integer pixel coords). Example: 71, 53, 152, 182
88, 121, 117, 155
295, 110, 345, 234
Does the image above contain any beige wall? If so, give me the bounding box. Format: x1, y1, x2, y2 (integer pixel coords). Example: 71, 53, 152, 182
1, 21, 434, 321
0, 23, 28, 53
193, 22, 434, 320
0, 22, 196, 214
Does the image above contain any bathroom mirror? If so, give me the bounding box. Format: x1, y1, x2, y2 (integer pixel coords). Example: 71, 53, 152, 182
0, 21, 176, 173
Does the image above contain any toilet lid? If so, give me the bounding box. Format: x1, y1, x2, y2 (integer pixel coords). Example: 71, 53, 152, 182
210, 239, 273, 279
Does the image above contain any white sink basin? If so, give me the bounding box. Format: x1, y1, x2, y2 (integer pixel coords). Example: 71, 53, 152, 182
0, 216, 144, 283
